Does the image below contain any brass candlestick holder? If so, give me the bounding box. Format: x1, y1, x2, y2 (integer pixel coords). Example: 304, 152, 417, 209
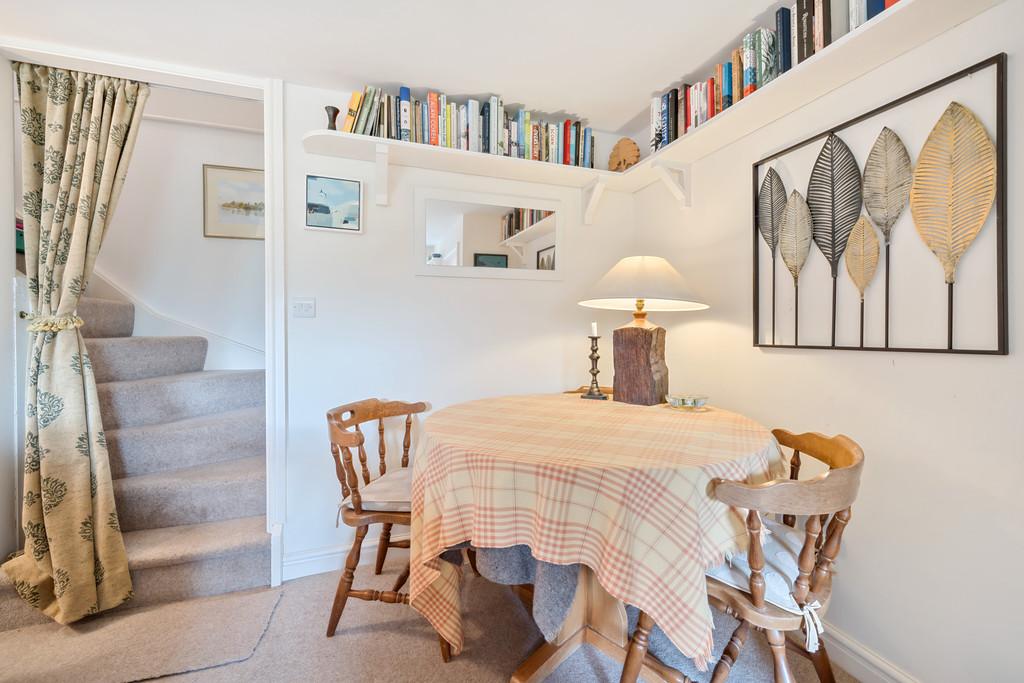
582, 336, 608, 400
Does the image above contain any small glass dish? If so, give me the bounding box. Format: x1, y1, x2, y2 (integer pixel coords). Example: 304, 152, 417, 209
666, 394, 709, 412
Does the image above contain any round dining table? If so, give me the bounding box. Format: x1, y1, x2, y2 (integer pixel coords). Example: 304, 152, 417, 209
408, 394, 781, 681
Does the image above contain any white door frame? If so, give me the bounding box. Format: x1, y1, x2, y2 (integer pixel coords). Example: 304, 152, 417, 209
0, 38, 288, 585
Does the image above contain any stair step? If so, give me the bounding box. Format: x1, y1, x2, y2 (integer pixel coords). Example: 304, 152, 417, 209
87, 336, 208, 383
78, 296, 135, 338
113, 456, 266, 532
97, 370, 265, 429
107, 406, 265, 479
0, 515, 270, 632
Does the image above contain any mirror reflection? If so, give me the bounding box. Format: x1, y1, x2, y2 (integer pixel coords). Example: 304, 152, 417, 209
424, 199, 556, 271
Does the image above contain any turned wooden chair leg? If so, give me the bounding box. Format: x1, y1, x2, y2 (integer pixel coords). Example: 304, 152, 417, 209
620, 610, 655, 683
392, 563, 411, 592
375, 523, 393, 575
439, 635, 452, 663
766, 629, 796, 683
808, 638, 836, 683
327, 525, 368, 637
466, 548, 481, 576
710, 620, 749, 682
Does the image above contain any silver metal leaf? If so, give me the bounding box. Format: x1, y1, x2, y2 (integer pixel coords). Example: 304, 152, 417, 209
863, 127, 912, 243
779, 190, 813, 284
757, 167, 787, 253
807, 133, 863, 277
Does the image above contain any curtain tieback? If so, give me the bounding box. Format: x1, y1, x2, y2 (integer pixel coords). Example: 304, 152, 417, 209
799, 599, 825, 653
24, 313, 85, 332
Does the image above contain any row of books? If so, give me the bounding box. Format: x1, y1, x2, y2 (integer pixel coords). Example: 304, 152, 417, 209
502, 209, 553, 242
650, 0, 900, 152
337, 87, 596, 168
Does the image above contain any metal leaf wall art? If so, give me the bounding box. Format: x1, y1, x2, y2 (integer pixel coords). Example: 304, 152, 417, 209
863, 126, 912, 347
757, 168, 787, 343
910, 101, 997, 349
845, 217, 880, 347
778, 190, 812, 344
807, 133, 862, 346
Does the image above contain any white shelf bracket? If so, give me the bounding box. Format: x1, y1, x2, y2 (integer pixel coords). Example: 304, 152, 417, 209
651, 161, 691, 208
582, 177, 607, 225
507, 244, 525, 259
374, 143, 389, 206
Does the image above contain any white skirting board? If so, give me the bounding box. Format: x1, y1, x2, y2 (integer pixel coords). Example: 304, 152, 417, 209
283, 532, 412, 581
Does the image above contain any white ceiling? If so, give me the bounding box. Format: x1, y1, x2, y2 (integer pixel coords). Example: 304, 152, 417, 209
1, 0, 776, 133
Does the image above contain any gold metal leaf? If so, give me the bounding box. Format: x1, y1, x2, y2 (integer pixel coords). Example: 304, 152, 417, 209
845, 216, 880, 299
910, 102, 997, 284
779, 190, 813, 284
863, 126, 912, 243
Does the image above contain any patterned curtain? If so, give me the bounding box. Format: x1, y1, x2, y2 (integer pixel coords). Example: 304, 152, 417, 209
2, 63, 148, 623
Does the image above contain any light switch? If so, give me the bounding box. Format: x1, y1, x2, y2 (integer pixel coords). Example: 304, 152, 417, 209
291, 297, 316, 318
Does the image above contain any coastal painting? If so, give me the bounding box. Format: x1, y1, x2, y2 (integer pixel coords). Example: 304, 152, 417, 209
203, 165, 265, 240
306, 175, 362, 232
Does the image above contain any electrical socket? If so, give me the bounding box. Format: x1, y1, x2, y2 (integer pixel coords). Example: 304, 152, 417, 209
291, 297, 316, 318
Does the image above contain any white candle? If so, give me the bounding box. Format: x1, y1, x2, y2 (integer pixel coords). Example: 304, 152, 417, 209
591, 322, 598, 336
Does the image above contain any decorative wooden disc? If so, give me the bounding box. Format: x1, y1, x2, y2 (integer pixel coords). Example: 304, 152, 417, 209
608, 138, 641, 172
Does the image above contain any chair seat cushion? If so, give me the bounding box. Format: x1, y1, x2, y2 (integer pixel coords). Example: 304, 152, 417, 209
705, 516, 807, 615
343, 466, 411, 512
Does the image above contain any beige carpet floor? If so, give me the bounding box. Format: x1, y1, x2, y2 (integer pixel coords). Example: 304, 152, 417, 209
0, 587, 282, 683
163, 556, 857, 683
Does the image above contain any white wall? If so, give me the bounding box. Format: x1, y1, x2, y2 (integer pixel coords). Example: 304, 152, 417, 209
634, 3, 1022, 680
279, 82, 636, 578
0, 60, 17, 558
96, 110, 266, 362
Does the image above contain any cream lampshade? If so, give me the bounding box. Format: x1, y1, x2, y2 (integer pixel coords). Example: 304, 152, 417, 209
579, 256, 707, 405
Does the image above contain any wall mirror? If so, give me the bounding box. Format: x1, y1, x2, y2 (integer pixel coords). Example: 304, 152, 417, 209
415, 188, 562, 280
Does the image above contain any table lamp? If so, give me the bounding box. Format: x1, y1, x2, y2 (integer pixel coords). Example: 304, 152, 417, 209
579, 256, 708, 405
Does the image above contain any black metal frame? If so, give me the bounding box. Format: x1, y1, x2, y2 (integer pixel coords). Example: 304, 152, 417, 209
752, 53, 1007, 355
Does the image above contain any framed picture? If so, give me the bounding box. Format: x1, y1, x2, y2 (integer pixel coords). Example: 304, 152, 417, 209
306, 175, 362, 232
473, 253, 508, 268
203, 165, 265, 240
536, 245, 556, 271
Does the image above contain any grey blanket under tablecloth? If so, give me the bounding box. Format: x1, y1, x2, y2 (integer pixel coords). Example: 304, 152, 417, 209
467, 545, 691, 669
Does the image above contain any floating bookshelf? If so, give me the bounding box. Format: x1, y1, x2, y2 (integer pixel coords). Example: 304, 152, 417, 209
499, 213, 556, 258
303, 0, 1002, 216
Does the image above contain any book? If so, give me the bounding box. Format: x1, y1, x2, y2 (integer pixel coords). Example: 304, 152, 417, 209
459, 104, 467, 150
564, 119, 572, 163
884, 0, 899, 7
583, 127, 592, 168
660, 92, 670, 148
365, 87, 382, 136
721, 64, 732, 109
482, 102, 491, 152
449, 102, 457, 148
488, 96, 499, 154
523, 111, 531, 160
668, 88, 679, 142
757, 29, 779, 86
730, 51, 743, 104
650, 98, 662, 152
866, 0, 884, 19
439, 94, 447, 147
706, 78, 715, 119
354, 86, 374, 135
777, 7, 792, 73
399, 87, 411, 141
467, 100, 480, 153
428, 92, 439, 146
813, 0, 831, 52
342, 90, 362, 133
679, 84, 691, 132
714, 66, 723, 114
791, 4, 799, 66
831, 0, 850, 41
548, 125, 558, 164
796, 1, 815, 62
742, 33, 757, 97
849, 0, 867, 29
570, 122, 578, 166
532, 124, 540, 161
496, 98, 506, 156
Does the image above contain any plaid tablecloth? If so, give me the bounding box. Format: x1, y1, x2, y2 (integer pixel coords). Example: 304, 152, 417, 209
409, 394, 781, 669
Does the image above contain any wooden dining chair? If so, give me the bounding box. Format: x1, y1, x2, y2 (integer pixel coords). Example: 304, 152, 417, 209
325, 398, 454, 661
620, 429, 864, 683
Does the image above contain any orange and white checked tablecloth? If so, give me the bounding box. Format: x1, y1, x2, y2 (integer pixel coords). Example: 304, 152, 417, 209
409, 394, 782, 670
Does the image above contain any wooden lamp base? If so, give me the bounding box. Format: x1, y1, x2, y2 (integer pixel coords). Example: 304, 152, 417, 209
612, 313, 668, 406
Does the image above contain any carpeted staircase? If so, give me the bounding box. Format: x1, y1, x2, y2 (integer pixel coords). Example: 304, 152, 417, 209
0, 296, 269, 631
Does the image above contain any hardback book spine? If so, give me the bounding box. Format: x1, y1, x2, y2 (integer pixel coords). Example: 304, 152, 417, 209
760, 28, 779, 86
791, 4, 799, 66
589, 132, 595, 168
459, 104, 468, 150
564, 120, 572, 164
660, 93, 669, 148
399, 87, 411, 141
488, 96, 499, 154
511, 119, 519, 159
668, 88, 679, 142
679, 85, 691, 132
721, 64, 732, 109
411, 99, 419, 142
583, 127, 592, 168
706, 78, 715, 119
438, 94, 447, 147
831, 0, 849, 41
777, 7, 792, 73
866, 0, 884, 18
548, 125, 558, 163
467, 100, 480, 153
849, 0, 867, 29
796, 0, 815, 62
481, 102, 490, 152
342, 90, 362, 133
497, 98, 506, 156
353, 86, 371, 134
813, 0, 832, 52
714, 66, 723, 114
365, 87, 382, 136
650, 97, 661, 153
523, 111, 531, 160
450, 102, 457, 148
570, 122, 578, 166
532, 124, 540, 161
742, 34, 757, 97
730, 51, 743, 104
575, 123, 583, 166
390, 94, 397, 138
884, 0, 899, 7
